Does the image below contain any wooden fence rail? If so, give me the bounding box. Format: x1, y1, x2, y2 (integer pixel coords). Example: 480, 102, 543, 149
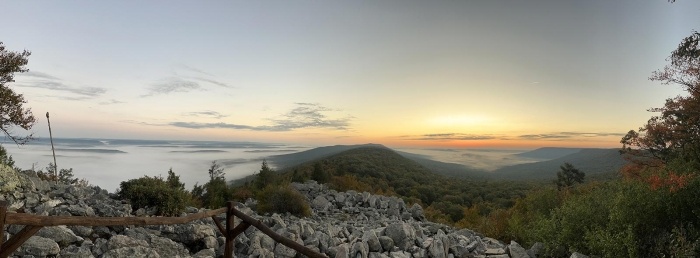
0, 200, 327, 258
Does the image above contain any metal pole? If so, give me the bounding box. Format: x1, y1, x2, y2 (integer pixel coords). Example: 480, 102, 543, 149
46, 112, 57, 180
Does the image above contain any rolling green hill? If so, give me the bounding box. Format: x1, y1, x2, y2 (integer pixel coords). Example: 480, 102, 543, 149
274, 145, 533, 223
493, 148, 626, 180
270, 144, 487, 179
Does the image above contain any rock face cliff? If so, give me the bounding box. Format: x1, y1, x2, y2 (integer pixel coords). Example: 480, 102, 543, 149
0, 166, 546, 258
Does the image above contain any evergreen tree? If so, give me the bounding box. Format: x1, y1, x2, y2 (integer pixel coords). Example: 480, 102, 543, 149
208, 161, 225, 181
311, 162, 329, 183
253, 159, 276, 191
555, 162, 585, 190
166, 168, 185, 190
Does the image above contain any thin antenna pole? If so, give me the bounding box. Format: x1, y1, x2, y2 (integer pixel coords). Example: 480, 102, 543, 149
46, 112, 57, 180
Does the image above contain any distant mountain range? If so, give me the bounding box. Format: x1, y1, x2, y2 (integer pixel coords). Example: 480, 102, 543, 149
493, 148, 625, 180
267, 144, 626, 181
513, 147, 584, 160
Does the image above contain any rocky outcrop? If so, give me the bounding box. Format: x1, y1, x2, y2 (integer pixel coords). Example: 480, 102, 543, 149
1, 168, 562, 258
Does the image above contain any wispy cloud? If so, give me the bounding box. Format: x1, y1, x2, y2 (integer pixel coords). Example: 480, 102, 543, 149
142, 77, 201, 97
16, 71, 107, 98
100, 99, 125, 105
177, 64, 214, 76
169, 103, 353, 132
399, 131, 626, 142
183, 110, 228, 119
403, 133, 497, 141
22, 71, 60, 80
516, 132, 626, 140
192, 76, 232, 88
268, 103, 352, 131
143, 65, 233, 96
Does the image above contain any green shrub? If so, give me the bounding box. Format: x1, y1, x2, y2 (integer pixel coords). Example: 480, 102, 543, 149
118, 175, 189, 216
256, 184, 311, 217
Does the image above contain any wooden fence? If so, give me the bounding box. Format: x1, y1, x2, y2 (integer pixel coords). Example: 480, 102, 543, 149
0, 201, 326, 258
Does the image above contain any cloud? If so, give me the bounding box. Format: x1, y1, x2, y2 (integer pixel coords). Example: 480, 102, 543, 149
183, 110, 228, 119
169, 122, 259, 130
16, 71, 107, 98
268, 103, 352, 131
515, 132, 627, 140
169, 103, 353, 132
192, 77, 232, 88
177, 64, 214, 76
400, 131, 626, 142
142, 77, 201, 97
100, 99, 125, 105
22, 71, 60, 80
402, 133, 497, 141
143, 65, 233, 96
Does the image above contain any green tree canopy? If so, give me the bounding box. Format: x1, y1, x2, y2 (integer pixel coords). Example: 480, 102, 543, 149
556, 162, 585, 190
0, 42, 36, 144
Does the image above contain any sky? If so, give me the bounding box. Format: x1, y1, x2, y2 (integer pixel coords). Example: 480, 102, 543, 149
1, 0, 699, 149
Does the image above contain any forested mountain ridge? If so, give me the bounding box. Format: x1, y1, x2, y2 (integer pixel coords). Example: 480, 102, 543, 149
276, 145, 533, 223
493, 148, 625, 180
271, 144, 488, 179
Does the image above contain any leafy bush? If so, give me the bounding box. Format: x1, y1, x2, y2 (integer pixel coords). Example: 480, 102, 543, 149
35, 162, 89, 186
118, 175, 189, 216
256, 184, 311, 217
505, 177, 700, 257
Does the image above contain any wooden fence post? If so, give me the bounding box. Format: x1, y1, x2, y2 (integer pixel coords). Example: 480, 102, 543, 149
224, 201, 234, 258
0, 200, 7, 252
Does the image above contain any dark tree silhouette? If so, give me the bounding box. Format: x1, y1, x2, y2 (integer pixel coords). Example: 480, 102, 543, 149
556, 162, 585, 190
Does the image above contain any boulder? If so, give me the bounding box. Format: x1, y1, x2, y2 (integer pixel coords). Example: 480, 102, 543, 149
507, 241, 531, 258
351, 241, 369, 258
313, 195, 331, 211
378, 235, 395, 252
17, 236, 60, 257
60, 243, 95, 258
108, 234, 150, 249
362, 230, 382, 252
384, 223, 416, 251
428, 230, 450, 258
570, 252, 589, 258
102, 246, 160, 258
408, 203, 425, 221
193, 248, 216, 258
528, 242, 544, 258
36, 225, 83, 247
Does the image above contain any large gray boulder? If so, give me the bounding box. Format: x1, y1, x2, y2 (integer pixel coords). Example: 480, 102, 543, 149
108, 235, 150, 249
36, 225, 84, 247
312, 195, 331, 211
362, 230, 382, 252
60, 243, 95, 258
102, 246, 161, 258
408, 203, 425, 221
17, 236, 60, 257
351, 240, 369, 258
428, 230, 450, 258
384, 222, 416, 251
507, 241, 531, 258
